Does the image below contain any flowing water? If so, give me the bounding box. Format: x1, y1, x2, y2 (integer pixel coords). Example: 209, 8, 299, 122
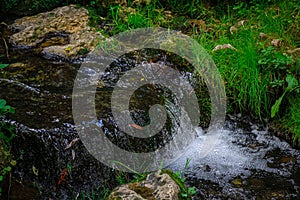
0, 35, 300, 199
170, 117, 300, 199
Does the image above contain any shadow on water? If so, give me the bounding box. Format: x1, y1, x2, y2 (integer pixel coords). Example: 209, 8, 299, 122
0, 34, 300, 199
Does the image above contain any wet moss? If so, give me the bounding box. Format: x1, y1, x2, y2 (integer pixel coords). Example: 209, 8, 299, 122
128, 183, 155, 200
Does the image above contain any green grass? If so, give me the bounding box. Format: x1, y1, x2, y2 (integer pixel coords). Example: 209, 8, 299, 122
220, 30, 268, 118
194, 23, 270, 118
79, 187, 110, 200
192, 0, 299, 124
88, 0, 300, 140
107, 0, 165, 34
281, 95, 300, 145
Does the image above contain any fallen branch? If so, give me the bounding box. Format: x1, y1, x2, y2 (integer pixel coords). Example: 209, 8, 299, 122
0, 22, 9, 59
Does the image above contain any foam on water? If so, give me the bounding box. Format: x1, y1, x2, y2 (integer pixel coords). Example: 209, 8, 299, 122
169, 121, 300, 186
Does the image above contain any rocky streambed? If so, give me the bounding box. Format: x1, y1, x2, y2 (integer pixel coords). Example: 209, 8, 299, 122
0, 5, 300, 200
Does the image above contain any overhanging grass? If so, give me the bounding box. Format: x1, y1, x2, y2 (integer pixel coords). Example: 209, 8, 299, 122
281, 96, 300, 145
88, 0, 300, 142
196, 28, 270, 118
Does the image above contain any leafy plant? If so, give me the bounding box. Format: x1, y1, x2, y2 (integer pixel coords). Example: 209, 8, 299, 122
0, 102, 15, 197
1, 0, 18, 10
80, 186, 110, 200
258, 46, 294, 72
162, 158, 196, 199
0, 64, 9, 69
271, 74, 300, 118
280, 95, 300, 144
0, 64, 16, 197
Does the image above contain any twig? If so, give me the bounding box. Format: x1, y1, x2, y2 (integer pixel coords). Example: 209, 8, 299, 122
7, 173, 11, 200
0, 22, 9, 59
1, 34, 9, 59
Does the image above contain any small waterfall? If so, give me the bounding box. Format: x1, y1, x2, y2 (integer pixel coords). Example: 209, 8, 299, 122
169, 119, 300, 198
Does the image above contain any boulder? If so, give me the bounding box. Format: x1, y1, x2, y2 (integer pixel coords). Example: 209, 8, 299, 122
107, 170, 181, 200
9, 5, 104, 60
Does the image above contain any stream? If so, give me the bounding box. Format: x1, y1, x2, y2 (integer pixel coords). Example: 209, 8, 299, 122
0, 34, 300, 199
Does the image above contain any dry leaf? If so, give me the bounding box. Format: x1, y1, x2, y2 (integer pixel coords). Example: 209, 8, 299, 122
188, 19, 206, 30
128, 123, 144, 130
271, 39, 281, 47
237, 20, 248, 26
287, 48, 300, 54
72, 149, 75, 160
65, 138, 80, 149
32, 166, 39, 176
213, 44, 237, 51
230, 26, 237, 34
57, 168, 68, 185
259, 32, 267, 39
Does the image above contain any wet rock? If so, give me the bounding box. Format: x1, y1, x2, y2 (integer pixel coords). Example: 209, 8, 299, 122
231, 178, 243, 187
245, 178, 265, 190
107, 170, 181, 200
278, 156, 297, 164
7, 180, 39, 200
9, 5, 105, 60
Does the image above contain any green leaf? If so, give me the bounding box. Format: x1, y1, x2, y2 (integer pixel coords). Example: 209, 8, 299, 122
0, 176, 3, 182
286, 74, 298, 91
271, 95, 284, 118
181, 193, 188, 197
65, 46, 72, 51
1, 105, 12, 114
188, 187, 196, 195
0, 99, 6, 109
3, 166, 11, 173
271, 75, 300, 118
0, 64, 9, 69
32, 166, 38, 176
67, 163, 72, 172
9, 107, 15, 114
10, 160, 17, 166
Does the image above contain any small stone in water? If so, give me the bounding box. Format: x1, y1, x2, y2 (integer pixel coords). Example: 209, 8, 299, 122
231, 178, 242, 186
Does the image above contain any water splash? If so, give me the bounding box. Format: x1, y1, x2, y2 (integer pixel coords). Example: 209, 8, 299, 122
169, 120, 300, 198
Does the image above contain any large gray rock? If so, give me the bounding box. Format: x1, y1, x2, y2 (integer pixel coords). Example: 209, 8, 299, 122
9, 5, 104, 60
107, 170, 181, 200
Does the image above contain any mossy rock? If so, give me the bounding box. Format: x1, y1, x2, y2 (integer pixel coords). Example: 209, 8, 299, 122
107, 170, 182, 200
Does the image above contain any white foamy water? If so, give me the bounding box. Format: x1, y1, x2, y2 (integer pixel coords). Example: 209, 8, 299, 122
169, 120, 300, 185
